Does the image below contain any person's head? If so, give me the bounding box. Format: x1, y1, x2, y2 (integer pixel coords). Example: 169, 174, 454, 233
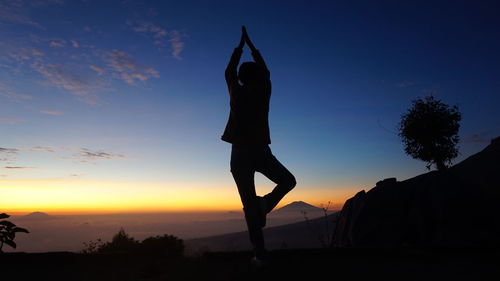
238, 62, 265, 86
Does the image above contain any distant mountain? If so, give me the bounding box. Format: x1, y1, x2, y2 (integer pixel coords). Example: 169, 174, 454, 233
269, 201, 325, 223
21, 212, 53, 220
273, 201, 322, 213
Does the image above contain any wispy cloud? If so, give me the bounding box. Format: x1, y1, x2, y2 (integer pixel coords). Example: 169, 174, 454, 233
1, 6, 168, 106
104, 49, 159, 85
40, 110, 63, 116
1, 35, 108, 105
131, 22, 185, 60
49, 39, 66, 48
0, 147, 19, 154
0, 82, 33, 101
89, 65, 104, 75
75, 148, 125, 161
0, 0, 42, 28
30, 146, 55, 152
133, 22, 167, 39
3, 166, 31, 169
0, 0, 63, 28
0, 116, 23, 124
6, 46, 46, 67
168, 30, 184, 60
31, 62, 102, 104
31, 48, 44, 56
0, 147, 19, 165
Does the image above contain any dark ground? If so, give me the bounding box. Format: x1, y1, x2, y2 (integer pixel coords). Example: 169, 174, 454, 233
2, 248, 499, 281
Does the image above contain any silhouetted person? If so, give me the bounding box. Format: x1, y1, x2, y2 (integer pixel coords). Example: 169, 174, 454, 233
222, 26, 296, 265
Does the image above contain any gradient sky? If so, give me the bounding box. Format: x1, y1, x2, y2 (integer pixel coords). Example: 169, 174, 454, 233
1, 0, 499, 213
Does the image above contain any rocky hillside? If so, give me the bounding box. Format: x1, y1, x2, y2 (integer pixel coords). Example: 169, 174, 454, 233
333, 137, 500, 248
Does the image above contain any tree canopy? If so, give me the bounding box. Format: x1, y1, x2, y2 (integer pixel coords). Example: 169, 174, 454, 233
399, 96, 461, 171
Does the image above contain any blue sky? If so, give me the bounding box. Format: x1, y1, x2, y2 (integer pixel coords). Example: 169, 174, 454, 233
1, 0, 499, 212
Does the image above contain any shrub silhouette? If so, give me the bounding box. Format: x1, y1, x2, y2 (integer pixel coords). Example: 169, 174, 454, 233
81, 238, 104, 254
0, 213, 29, 252
398, 95, 461, 171
140, 234, 184, 258
97, 228, 139, 254
89, 228, 184, 258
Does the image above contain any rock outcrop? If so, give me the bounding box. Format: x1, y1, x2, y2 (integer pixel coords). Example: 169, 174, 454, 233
333, 137, 500, 248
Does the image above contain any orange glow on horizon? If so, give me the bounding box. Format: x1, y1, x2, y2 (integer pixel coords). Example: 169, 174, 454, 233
1, 179, 360, 215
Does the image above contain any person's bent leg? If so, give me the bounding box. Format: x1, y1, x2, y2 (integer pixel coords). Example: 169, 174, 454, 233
257, 147, 296, 213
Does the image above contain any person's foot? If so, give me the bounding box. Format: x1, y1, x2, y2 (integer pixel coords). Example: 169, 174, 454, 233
251, 248, 270, 268
257, 196, 267, 227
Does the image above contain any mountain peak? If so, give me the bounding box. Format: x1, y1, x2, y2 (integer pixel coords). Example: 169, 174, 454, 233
274, 201, 321, 212
23, 211, 51, 219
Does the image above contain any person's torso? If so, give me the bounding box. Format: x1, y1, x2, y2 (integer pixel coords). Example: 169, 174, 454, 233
222, 83, 271, 144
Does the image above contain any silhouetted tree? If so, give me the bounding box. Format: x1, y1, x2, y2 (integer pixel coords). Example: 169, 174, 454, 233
0, 213, 29, 252
87, 228, 184, 259
140, 234, 184, 258
81, 238, 103, 254
399, 96, 461, 171
97, 228, 139, 253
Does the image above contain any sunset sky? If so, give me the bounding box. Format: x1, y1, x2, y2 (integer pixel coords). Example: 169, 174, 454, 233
1, 0, 499, 214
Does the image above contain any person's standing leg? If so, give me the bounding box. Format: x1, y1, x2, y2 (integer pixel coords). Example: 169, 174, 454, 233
230, 145, 265, 253
257, 146, 296, 214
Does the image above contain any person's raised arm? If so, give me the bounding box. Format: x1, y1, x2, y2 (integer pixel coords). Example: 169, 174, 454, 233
242, 26, 270, 78
225, 29, 245, 93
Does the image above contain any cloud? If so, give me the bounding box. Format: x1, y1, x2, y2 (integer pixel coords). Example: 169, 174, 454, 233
0, 147, 18, 164
0, 1, 42, 28
133, 23, 167, 38
3, 43, 105, 105
0, 83, 33, 101
0, 0, 63, 28
49, 39, 66, 48
75, 148, 125, 161
3, 166, 30, 169
167, 30, 185, 60
0, 116, 23, 124
89, 65, 104, 75
0, 147, 19, 154
6, 46, 46, 67
131, 22, 185, 60
104, 49, 159, 85
0, 147, 19, 165
1, 13, 164, 106
3, 51, 104, 104
31, 62, 102, 104
30, 146, 55, 152
31, 48, 44, 56
40, 110, 63, 116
